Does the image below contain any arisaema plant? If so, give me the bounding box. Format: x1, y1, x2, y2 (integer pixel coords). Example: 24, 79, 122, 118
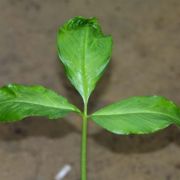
0, 16, 180, 180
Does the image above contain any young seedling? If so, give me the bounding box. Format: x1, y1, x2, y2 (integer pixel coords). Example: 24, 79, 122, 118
0, 16, 180, 180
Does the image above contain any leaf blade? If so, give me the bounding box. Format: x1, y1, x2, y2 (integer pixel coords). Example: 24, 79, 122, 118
0, 84, 80, 122
91, 96, 180, 135
57, 16, 112, 103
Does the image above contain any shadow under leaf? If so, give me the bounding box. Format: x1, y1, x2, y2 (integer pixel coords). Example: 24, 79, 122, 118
92, 125, 180, 154
0, 116, 79, 141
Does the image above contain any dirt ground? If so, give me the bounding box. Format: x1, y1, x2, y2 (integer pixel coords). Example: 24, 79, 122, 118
0, 0, 180, 179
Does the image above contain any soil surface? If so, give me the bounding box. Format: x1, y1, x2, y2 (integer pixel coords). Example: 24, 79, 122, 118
0, 0, 180, 179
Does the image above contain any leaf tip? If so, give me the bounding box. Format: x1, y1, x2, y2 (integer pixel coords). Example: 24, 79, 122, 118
60, 16, 100, 31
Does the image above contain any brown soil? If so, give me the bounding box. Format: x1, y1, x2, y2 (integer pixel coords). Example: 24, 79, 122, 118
0, 0, 180, 179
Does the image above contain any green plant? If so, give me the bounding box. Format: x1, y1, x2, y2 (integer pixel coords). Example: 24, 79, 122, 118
0, 16, 180, 180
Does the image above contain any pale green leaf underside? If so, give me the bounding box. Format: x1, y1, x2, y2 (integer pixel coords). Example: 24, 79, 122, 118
57, 16, 112, 103
91, 96, 180, 135
0, 84, 80, 122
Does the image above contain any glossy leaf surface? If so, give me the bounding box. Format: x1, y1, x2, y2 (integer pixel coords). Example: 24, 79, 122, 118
91, 96, 180, 134
0, 84, 80, 122
57, 16, 112, 103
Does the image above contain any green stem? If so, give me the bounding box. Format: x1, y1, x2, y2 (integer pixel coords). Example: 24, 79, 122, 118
81, 103, 88, 180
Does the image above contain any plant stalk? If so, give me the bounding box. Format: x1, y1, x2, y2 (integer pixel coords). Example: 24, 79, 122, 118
81, 103, 88, 180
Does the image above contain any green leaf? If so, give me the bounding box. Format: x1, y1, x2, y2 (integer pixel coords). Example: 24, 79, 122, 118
0, 84, 80, 122
57, 16, 112, 104
91, 96, 180, 135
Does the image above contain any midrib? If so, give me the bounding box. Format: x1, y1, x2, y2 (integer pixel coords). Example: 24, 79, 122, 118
0, 99, 73, 111
92, 111, 179, 122
82, 28, 89, 103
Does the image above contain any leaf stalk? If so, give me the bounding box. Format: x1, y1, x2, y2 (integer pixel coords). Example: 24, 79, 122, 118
81, 103, 88, 180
